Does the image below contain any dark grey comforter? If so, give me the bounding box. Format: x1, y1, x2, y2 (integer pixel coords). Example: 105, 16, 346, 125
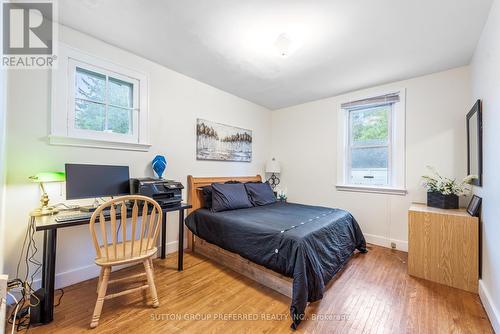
184, 202, 366, 329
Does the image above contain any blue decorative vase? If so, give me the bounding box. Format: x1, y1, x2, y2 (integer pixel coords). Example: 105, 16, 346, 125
152, 155, 167, 178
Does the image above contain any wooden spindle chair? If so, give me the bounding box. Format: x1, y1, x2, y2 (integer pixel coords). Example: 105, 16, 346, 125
89, 195, 162, 328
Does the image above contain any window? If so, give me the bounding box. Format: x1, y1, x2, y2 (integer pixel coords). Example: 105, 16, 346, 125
69, 62, 139, 141
51, 45, 150, 151
348, 104, 391, 186
337, 91, 406, 195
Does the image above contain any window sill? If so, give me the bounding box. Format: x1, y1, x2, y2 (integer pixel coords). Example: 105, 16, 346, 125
48, 135, 151, 152
336, 184, 407, 196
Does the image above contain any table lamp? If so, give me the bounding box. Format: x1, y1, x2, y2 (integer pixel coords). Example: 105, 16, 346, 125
29, 172, 66, 217
265, 158, 281, 190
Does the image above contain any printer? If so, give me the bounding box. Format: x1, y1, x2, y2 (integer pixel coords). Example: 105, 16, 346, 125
130, 178, 184, 207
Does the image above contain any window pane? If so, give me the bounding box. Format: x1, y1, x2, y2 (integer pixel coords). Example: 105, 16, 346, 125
75, 67, 105, 102
109, 77, 133, 108
350, 147, 388, 185
350, 105, 389, 146
107, 106, 131, 134
75, 99, 105, 131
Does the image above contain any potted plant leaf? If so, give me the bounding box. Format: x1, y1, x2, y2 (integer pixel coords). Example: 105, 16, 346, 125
421, 166, 475, 209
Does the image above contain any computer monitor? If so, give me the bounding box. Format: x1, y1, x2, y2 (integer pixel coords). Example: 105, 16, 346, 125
65, 164, 130, 200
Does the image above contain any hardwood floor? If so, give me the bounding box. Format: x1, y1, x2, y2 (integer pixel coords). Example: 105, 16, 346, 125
29, 245, 492, 334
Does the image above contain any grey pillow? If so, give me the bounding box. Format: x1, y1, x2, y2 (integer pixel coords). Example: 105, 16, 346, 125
200, 186, 212, 209
245, 182, 276, 206
201, 181, 240, 209
211, 183, 253, 212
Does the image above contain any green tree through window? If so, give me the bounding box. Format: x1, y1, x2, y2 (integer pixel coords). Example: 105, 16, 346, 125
349, 104, 391, 185
75, 67, 133, 135
351, 106, 388, 142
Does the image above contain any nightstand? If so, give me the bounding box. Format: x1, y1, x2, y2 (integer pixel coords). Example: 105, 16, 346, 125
408, 203, 479, 293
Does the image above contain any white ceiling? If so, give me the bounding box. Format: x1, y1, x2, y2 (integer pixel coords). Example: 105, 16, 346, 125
59, 0, 492, 110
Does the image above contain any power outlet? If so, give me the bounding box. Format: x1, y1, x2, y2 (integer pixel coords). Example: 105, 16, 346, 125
390, 242, 397, 249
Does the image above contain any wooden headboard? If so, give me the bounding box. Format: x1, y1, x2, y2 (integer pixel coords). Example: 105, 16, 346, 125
187, 175, 262, 213
186, 175, 262, 249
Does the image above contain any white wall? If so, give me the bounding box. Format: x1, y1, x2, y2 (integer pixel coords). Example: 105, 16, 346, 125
271, 66, 471, 250
0, 69, 6, 274
471, 0, 500, 331
0, 3, 6, 275
3, 25, 271, 288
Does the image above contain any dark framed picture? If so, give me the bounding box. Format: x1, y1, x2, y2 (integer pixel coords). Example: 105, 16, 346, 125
466, 100, 483, 186
467, 195, 482, 217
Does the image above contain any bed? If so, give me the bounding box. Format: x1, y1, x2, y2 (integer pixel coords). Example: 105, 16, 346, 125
185, 175, 367, 329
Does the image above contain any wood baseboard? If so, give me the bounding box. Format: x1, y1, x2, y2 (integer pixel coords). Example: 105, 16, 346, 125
193, 237, 293, 298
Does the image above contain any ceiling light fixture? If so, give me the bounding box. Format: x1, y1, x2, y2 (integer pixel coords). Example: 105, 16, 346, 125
274, 33, 293, 57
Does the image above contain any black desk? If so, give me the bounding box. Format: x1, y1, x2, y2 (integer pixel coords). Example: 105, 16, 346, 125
33, 203, 191, 324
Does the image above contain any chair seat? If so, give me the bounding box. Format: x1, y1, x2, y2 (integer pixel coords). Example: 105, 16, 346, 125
95, 239, 158, 266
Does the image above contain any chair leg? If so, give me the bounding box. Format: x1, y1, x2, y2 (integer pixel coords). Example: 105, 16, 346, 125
143, 258, 159, 307
96, 267, 104, 293
149, 258, 154, 271
90, 266, 110, 328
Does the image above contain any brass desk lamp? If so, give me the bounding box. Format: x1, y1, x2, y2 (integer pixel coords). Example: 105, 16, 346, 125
29, 172, 66, 217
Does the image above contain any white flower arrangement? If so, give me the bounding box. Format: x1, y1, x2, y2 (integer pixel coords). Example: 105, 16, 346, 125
421, 166, 475, 196
276, 188, 287, 201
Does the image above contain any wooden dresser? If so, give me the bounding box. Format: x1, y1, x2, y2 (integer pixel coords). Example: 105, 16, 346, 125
408, 203, 479, 293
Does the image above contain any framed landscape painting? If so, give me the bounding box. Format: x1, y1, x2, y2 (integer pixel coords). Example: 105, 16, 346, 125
196, 119, 252, 162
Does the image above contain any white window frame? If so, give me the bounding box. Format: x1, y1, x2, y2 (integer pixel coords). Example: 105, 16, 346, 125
336, 89, 407, 195
50, 44, 150, 151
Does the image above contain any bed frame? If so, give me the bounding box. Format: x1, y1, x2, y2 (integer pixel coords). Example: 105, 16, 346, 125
186, 175, 293, 298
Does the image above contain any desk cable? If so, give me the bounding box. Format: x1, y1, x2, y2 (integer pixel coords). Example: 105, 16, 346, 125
8, 217, 65, 332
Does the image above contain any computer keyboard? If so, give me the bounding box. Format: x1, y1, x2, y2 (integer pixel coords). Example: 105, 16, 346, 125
55, 212, 93, 222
